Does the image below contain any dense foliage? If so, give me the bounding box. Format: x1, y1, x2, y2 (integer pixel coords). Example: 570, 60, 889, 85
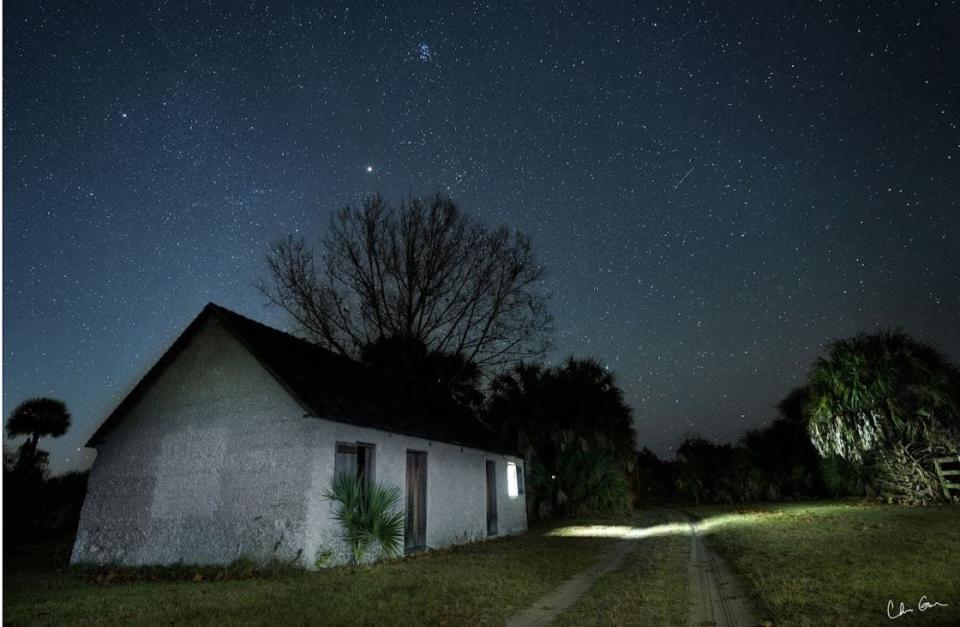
4, 452, 89, 564
486, 358, 635, 518
4, 397, 87, 563
805, 329, 960, 462
666, 415, 826, 504
359, 335, 483, 418
801, 329, 960, 503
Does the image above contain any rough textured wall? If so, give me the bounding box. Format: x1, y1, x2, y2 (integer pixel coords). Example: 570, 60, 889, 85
303, 422, 527, 566
72, 316, 314, 566
72, 316, 527, 568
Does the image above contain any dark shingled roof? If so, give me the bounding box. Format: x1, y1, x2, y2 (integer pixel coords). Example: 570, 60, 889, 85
86, 303, 517, 455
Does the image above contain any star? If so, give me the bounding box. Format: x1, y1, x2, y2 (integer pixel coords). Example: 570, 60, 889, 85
417, 42, 432, 63
366, 165, 373, 172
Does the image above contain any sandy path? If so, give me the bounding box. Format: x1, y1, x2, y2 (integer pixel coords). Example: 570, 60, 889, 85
505, 535, 636, 627
504, 509, 760, 627
682, 512, 759, 627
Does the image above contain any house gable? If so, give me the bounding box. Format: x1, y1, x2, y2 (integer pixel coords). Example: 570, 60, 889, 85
91, 313, 308, 449
86, 304, 311, 447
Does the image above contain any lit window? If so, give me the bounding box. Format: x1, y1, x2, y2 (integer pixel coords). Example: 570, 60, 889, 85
507, 462, 519, 498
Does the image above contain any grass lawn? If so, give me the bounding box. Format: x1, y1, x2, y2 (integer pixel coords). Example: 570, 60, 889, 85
687, 500, 960, 627
3, 520, 627, 626
5, 502, 958, 626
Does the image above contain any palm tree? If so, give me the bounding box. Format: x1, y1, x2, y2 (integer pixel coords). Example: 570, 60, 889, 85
549, 358, 636, 464
488, 358, 635, 464
486, 362, 550, 459
803, 330, 960, 502
6, 398, 71, 473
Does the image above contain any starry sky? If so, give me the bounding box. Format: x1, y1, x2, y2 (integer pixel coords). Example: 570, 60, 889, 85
4, 1, 959, 474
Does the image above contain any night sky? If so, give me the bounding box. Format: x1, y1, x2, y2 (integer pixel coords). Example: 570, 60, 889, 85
5, 2, 959, 474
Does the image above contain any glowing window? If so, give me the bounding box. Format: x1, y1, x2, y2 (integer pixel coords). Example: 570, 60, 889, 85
507, 462, 519, 498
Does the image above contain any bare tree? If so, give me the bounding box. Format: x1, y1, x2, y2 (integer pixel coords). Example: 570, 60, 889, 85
261, 194, 551, 371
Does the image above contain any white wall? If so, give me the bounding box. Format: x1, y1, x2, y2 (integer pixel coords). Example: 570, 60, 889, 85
71, 316, 526, 568
303, 419, 527, 566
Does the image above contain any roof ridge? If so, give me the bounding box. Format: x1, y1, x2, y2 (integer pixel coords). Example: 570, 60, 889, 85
204, 302, 351, 363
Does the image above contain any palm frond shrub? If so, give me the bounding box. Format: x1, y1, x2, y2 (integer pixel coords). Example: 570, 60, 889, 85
876, 442, 941, 505
323, 473, 405, 564
803, 329, 960, 503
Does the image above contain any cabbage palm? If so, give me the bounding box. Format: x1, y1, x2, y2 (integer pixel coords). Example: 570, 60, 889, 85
803, 329, 960, 502
805, 330, 960, 460
6, 398, 71, 473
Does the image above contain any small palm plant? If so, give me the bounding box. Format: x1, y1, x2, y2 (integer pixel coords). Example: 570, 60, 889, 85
323, 473, 405, 564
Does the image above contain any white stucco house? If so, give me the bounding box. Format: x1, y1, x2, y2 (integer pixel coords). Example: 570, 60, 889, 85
71, 303, 527, 568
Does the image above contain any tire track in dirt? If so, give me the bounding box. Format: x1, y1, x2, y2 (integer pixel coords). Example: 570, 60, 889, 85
679, 510, 759, 627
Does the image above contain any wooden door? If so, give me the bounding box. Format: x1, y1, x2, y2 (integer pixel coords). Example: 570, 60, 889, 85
486, 460, 498, 536
405, 451, 427, 551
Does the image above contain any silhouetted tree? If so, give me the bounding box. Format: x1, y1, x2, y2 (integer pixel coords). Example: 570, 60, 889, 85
634, 447, 675, 500
675, 436, 743, 503
4, 399, 87, 557
6, 398, 71, 478
261, 193, 551, 373
360, 335, 483, 419
739, 418, 821, 500
486, 357, 636, 517
776, 386, 809, 423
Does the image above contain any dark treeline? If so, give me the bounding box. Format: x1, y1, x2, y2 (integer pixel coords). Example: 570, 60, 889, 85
4, 463, 89, 564
5, 398, 89, 563
634, 423, 868, 505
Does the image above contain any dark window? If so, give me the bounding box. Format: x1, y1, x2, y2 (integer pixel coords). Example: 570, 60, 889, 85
335, 442, 375, 490
517, 463, 525, 495
486, 460, 498, 535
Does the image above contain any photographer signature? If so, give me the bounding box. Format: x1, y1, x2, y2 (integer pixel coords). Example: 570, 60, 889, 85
887, 596, 949, 619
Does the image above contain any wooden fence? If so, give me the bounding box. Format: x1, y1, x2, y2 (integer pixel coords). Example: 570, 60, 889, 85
933, 455, 960, 501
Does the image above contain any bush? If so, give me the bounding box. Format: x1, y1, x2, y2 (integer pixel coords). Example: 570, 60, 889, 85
323, 473, 405, 564
820, 454, 870, 497
3, 467, 89, 560
554, 448, 632, 515
673, 427, 825, 505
